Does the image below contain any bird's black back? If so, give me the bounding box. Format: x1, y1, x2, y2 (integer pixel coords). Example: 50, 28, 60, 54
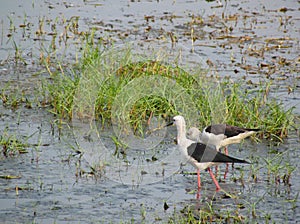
205, 124, 259, 138
187, 142, 250, 164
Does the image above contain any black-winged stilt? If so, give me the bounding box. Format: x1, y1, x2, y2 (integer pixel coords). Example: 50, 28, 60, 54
187, 124, 259, 155
166, 115, 250, 190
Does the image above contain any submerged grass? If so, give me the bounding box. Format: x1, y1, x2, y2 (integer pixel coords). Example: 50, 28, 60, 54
167, 204, 246, 224
262, 150, 296, 186
1, 83, 33, 110
42, 67, 80, 120
40, 43, 295, 141
0, 129, 29, 157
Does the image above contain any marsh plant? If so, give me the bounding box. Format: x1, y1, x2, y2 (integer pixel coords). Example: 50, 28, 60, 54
1, 84, 32, 109
0, 129, 28, 157
41, 43, 295, 143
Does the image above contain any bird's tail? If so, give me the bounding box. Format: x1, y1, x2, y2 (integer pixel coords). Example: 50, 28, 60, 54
226, 154, 251, 164
213, 150, 251, 164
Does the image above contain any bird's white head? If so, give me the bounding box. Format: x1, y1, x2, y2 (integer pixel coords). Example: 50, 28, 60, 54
172, 115, 185, 127
170, 115, 187, 144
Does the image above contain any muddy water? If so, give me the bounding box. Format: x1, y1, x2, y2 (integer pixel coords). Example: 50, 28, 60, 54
0, 0, 299, 223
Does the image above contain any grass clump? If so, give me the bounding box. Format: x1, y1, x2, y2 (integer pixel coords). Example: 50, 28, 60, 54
1, 84, 33, 110
263, 151, 297, 186
42, 45, 201, 131
41, 68, 80, 120
213, 81, 294, 140
40, 43, 295, 141
0, 130, 28, 157
167, 205, 245, 224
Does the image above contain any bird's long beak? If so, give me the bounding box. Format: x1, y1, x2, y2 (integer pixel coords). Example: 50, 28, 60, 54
164, 121, 174, 127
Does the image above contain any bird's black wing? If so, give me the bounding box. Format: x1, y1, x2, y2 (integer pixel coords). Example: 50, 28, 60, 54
206, 124, 259, 138
187, 142, 250, 164
205, 124, 228, 136
223, 125, 260, 137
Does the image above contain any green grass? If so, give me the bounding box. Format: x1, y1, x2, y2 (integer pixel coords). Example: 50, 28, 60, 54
0, 129, 29, 157
41, 68, 80, 120
166, 204, 246, 224
1, 83, 33, 109
39, 43, 295, 142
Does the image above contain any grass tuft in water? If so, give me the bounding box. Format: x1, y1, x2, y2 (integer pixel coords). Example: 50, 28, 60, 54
1, 83, 33, 110
41, 67, 80, 120
40, 44, 296, 141
0, 129, 28, 157
263, 150, 297, 186
167, 204, 246, 224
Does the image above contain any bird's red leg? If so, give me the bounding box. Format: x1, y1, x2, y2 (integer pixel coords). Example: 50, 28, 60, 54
207, 167, 221, 191
215, 165, 219, 177
224, 147, 228, 156
197, 169, 201, 189
224, 163, 229, 180
223, 146, 229, 179
196, 188, 201, 199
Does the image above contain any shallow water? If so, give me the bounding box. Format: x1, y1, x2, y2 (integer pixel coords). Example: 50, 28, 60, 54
0, 107, 299, 223
0, 0, 299, 223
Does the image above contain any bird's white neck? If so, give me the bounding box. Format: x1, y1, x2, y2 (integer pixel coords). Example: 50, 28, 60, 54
176, 122, 187, 145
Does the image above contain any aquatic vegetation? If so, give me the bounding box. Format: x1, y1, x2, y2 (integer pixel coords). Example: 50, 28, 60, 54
1, 84, 32, 109
41, 45, 295, 142
42, 68, 80, 120
0, 129, 28, 156
167, 203, 246, 224
263, 150, 296, 186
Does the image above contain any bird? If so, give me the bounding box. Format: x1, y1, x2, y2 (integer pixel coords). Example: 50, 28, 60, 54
187, 124, 260, 155
166, 115, 250, 190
